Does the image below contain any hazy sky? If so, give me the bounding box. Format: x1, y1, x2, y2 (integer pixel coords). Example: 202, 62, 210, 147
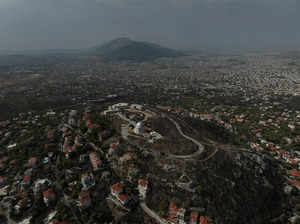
0, 0, 299, 50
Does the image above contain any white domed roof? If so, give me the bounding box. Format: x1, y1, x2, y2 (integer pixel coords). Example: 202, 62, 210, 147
134, 121, 145, 134
136, 121, 144, 129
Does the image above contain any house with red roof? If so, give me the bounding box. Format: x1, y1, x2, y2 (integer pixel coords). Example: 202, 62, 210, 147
14, 197, 32, 214
83, 112, 90, 120
190, 211, 199, 224
85, 119, 100, 132
24, 157, 37, 168
99, 130, 110, 141
118, 194, 129, 205
0, 176, 6, 188
79, 191, 91, 209
168, 202, 186, 224
89, 152, 103, 171
74, 135, 82, 145
288, 158, 298, 164
21, 175, 31, 188
277, 150, 290, 160
119, 153, 134, 164
110, 183, 130, 206
108, 142, 120, 155
9, 160, 16, 167
43, 188, 56, 206
47, 129, 55, 140
48, 152, 54, 158
111, 183, 123, 198
200, 216, 213, 224
291, 180, 300, 190
289, 170, 300, 178
81, 173, 95, 189
138, 179, 148, 199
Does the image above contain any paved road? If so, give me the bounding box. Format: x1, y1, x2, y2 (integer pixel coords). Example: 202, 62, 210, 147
106, 196, 130, 212
166, 116, 204, 159
89, 142, 105, 155
117, 113, 136, 126
121, 124, 129, 140
56, 145, 82, 224
140, 202, 169, 224
198, 148, 219, 162
0, 197, 16, 224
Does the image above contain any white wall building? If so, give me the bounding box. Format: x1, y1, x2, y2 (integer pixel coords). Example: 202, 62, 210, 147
134, 121, 145, 135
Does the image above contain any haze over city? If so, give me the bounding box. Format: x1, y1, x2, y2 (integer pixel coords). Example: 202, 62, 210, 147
1, 1, 300, 224
0, 0, 300, 51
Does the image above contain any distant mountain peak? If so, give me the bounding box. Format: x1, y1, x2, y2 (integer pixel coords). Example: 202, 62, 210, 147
90, 38, 184, 61
112, 37, 131, 42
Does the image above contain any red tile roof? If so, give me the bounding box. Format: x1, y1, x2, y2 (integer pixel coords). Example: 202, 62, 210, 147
290, 170, 300, 177
43, 188, 56, 200
190, 211, 199, 223
79, 191, 91, 206
200, 216, 212, 224
9, 160, 16, 166
288, 158, 298, 164
168, 202, 185, 223
138, 179, 148, 187
100, 130, 109, 136
291, 180, 300, 187
279, 150, 289, 155
23, 175, 31, 182
118, 194, 129, 203
111, 183, 123, 193
83, 112, 90, 118
89, 152, 102, 170
25, 157, 37, 167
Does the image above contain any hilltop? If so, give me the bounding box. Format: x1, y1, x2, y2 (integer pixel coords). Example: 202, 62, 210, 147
0, 38, 185, 63
89, 38, 185, 61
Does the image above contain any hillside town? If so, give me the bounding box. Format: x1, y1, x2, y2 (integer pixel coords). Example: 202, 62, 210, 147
0, 99, 299, 224
0, 52, 300, 224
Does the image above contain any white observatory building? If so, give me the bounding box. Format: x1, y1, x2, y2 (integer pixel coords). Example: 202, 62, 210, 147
134, 121, 145, 135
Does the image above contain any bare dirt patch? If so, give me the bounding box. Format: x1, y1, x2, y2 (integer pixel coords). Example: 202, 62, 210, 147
150, 118, 198, 155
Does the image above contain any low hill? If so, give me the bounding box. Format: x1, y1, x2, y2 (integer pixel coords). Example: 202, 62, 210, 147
89, 38, 185, 61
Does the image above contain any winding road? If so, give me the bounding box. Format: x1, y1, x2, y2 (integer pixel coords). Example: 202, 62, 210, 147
165, 116, 205, 159
115, 111, 219, 224
140, 202, 169, 224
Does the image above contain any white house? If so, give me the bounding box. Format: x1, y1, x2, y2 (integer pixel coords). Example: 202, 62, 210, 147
138, 179, 148, 199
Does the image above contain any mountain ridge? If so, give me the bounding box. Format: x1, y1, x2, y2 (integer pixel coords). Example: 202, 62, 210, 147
89, 38, 185, 61
0, 38, 185, 62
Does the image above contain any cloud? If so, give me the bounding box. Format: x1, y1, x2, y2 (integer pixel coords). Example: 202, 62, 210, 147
94, 0, 147, 8
0, 0, 299, 50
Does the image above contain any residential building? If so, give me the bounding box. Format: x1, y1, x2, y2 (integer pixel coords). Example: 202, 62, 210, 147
190, 211, 199, 224
289, 170, 300, 178
111, 183, 123, 197
24, 157, 37, 168
133, 121, 145, 135
119, 153, 134, 164
78, 191, 91, 209
0, 176, 6, 188
168, 202, 186, 224
89, 152, 103, 171
118, 194, 129, 205
43, 188, 56, 206
138, 179, 148, 199
14, 197, 32, 214
200, 216, 213, 224
81, 173, 95, 189
21, 176, 31, 188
